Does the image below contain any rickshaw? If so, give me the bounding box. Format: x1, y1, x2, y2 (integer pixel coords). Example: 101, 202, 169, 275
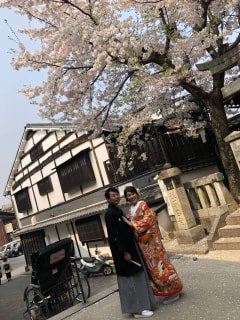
23, 238, 90, 320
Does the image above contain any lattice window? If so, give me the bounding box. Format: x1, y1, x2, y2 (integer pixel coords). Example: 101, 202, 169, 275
75, 215, 105, 243
57, 149, 95, 193
15, 188, 32, 212
37, 176, 53, 196
20, 231, 45, 267
30, 143, 44, 162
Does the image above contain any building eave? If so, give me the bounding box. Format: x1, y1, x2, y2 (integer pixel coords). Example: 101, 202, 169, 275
13, 200, 108, 236
3, 123, 82, 198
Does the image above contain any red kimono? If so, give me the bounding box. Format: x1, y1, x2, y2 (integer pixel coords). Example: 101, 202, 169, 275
129, 201, 183, 296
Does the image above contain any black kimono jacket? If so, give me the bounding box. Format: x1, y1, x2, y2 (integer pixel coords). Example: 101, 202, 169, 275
105, 203, 142, 277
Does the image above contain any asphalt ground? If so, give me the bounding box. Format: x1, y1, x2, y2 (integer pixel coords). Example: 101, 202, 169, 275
0, 255, 117, 320
58, 254, 240, 320
2, 250, 240, 320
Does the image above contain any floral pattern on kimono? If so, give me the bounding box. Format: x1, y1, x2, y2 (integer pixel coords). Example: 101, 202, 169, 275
129, 200, 183, 296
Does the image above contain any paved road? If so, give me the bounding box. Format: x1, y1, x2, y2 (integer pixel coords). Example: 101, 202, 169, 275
0, 254, 117, 320
2, 253, 240, 320
63, 255, 240, 320
0, 255, 30, 320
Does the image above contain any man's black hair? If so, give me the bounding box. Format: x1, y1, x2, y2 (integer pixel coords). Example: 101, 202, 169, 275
105, 187, 119, 199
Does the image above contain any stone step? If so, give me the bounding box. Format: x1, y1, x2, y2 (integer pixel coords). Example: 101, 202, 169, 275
213, 237, 240, 250
218, 225, 240, 238
226, 210, 240, 225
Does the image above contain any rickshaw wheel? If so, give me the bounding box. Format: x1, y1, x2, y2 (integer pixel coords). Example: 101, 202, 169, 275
25, 288, 49, 320
72, 268, 91, 299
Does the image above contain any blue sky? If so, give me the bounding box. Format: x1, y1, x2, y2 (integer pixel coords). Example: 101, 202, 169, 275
0, 9, 46, 207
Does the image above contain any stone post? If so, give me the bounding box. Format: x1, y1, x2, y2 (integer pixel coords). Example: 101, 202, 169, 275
156, 167, 205, 244
225, 131, 240, 171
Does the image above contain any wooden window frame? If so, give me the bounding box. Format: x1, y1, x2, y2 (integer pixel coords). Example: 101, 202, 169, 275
37, 176, 53, 196
75, 215, 105, 243
20, 231, 45, 267
57, 149, 95, 193
15, 188, 32, 212
30, 143, 44, 162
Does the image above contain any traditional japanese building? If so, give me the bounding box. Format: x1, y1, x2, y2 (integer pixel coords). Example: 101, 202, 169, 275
4, 123, 219, 268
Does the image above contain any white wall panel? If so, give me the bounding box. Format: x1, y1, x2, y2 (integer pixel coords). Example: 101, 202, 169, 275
55, 151, 72, 167
56, 131, 66, 140
57, 223, 70, 240
71, 141, 89, 156
32, 131, 46, 144
21, 154, 32, 168
39, 150, 53, 164
44, 226, 59, 245
32, 185, 50, 211
41, 162, 56, 177
24, 138, 34, 153
59, 133, 76, 149
42, 132, 57, 151
94, 142, 109, 185
28, 161, 39, 172
47, 173, 65, 205
31, 171, 43, 185
15, 171, 24, 182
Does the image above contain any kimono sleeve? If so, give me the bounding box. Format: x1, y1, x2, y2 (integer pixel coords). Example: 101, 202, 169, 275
132, 201, 155, 234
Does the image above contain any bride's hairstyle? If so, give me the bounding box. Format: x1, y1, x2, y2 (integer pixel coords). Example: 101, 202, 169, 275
124, 186, 139, 200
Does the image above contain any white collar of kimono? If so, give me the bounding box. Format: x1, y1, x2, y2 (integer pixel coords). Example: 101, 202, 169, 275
130, 200, 143, 218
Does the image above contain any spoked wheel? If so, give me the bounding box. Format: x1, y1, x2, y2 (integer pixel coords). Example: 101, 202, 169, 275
25, 288, 49, 320
72, 268, 91, 300
103, 265, 113, 276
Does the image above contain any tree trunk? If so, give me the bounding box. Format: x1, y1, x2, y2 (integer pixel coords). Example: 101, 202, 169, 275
206, 96, 240, 202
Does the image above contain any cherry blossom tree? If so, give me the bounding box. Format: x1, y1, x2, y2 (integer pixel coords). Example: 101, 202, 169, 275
1, 0, 240, 199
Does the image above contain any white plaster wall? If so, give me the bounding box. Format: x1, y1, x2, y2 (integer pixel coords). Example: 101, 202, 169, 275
32, 185, 50, 211
71, 141, 89, 156
41, 161, 56, 177
57, 223, 70, 240
70, 223, 89, 257
47, 173, 65, 206
39, 150, 53, 164
55, 151, 72, 167
30, 171, 43, 185
15, 171, 24, 182
94, 142, 110, 186
44, 223, 90, 258
44, 225, 60, 245
27, 187, 38, 213
56, 131, 66, 140
100, 214, 108, 238
59, 133, 77, 148
87, 241, 112, 258
92, 137, 103, 147
24, 138, 34, 153
88, 151, 103, 187
52, 145, 60, 154
76, 131, 87, 138
21, 178, 31, 189
32, 130, 47, 144
21, 154, 32, 168
42, 132, 57, 151
28, 161, 39, 173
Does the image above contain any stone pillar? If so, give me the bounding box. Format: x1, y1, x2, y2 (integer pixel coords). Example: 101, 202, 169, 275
156, 167, 205, 244
225, 131, 240, 171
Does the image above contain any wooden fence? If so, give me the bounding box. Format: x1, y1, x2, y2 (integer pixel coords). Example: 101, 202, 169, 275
104, 131, 217, 184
